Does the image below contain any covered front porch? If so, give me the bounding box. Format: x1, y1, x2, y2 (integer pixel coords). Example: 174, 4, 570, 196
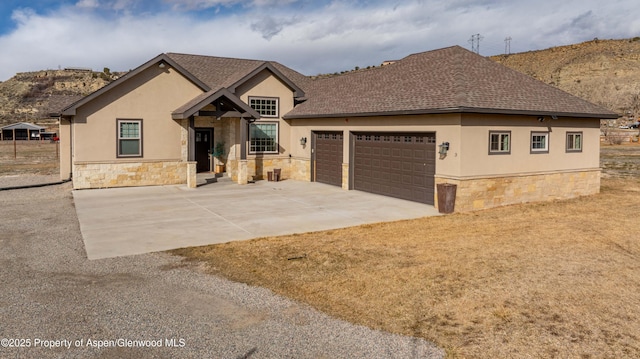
172, 88, 259, 187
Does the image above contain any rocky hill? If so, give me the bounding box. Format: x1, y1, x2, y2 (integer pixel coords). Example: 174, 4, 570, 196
491, 38, 640, 121
0, 68, 120, 127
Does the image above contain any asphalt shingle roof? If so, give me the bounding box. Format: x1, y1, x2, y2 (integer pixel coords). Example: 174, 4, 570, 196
284, 46, 618, 119
165, 53, 311, 92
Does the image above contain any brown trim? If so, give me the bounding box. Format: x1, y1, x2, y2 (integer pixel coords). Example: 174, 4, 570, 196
62, 54, 210, 116
488, 130, 511, 155
284, 107, 618, 120
172, 88, 260, 120
248, 121, 279, 154
566, 131, 583, 153
530, 131, 550, 154
116, 119, 143, 158
227, 63, 305, 98
248, 96, 280, 118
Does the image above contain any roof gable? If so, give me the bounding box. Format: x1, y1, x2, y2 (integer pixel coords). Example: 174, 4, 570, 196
60, 53, 210, 116
172, 87, 260, 120
165, 53, 306, 98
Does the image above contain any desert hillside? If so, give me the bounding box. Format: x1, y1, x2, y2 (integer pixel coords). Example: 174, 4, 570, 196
491, 38, 640, 121
0, 68, 120, 127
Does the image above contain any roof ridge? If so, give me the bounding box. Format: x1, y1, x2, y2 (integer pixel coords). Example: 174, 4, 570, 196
166, 52, 266, 64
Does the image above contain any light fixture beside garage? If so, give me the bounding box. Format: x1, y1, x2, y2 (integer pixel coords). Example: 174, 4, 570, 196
300, 137, 307, 146
438, 142, 450, 157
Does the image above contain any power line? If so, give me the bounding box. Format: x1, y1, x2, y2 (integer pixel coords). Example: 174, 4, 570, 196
504, 36, 512, 55
468, 33, 483, 54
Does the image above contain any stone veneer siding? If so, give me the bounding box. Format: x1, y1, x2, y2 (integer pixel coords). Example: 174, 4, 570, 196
72, 160, 189, 189
434, 169, 600, 212
227, 157, 310, 182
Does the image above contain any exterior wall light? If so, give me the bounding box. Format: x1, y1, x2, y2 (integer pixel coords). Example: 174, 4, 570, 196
438, 141, 450, 155
159, 62, 166, 69
300, 137, 307, 146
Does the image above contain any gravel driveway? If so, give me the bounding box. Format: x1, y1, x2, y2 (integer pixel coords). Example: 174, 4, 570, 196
0, 177, 443, 359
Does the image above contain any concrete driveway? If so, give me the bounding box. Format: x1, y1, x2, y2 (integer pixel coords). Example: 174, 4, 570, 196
73, 178, 440, 260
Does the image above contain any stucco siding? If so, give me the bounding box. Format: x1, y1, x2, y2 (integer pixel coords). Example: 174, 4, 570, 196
71, 66, 203, 163
236, 69, 295, 157
459, 114, 601, 177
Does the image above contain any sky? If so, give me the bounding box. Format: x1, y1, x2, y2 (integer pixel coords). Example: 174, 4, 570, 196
0, 0, 639, 81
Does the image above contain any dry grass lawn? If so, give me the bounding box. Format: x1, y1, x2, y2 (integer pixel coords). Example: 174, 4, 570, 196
0, 141, 59, 175
174, 144, 640, 358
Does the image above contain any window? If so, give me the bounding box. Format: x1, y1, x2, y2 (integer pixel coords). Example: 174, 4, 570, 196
566, 132, 583, 152
531, 132, 549, 153
249, 122, 278, 153
117, 119, 142, 157
249, 97, 278, 117
489, 131, 510, 154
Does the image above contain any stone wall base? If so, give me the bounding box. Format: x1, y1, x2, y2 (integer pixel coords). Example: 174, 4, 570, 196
73, 160, 188, 189
227, 157, 310, 183
435, 169, 601, 212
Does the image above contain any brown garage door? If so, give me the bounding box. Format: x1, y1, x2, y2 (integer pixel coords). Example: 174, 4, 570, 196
313, 131, 343, 186
353, 133, 436, 204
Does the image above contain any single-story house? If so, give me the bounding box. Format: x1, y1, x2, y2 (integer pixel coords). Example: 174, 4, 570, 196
57, 46, 618, 212
1, 122, 45, 141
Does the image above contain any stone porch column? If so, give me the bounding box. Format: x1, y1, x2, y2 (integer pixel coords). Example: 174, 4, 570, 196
186, 161, 197, 188
237, 160, 248, 185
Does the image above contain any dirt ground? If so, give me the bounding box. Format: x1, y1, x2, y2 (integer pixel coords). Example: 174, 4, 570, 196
3, 138, 639, 358
0, 141, 59, 176
174, 143, 640, 359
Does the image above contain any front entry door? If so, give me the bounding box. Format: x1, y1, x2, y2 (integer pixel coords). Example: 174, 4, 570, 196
195, 129, 213, 172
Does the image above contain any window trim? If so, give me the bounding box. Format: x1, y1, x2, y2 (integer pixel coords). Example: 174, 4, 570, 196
530, 131, 549, 154
566, 131, 583, 153
249, 121, 279, 154
116, 119, 143, 158
248, 96, 279, 118
488, 131, 511, 155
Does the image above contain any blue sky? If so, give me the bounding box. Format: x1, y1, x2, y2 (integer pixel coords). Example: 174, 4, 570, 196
0, 0, 638, 81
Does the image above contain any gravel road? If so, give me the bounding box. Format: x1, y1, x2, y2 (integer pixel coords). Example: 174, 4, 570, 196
0, 176, 444, 359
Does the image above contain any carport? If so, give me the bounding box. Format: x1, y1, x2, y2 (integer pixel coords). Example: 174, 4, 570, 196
73, 179, 440, 260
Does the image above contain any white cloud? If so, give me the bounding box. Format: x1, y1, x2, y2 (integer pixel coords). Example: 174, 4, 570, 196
0, 0, 639, 81
75, 0, 100, 9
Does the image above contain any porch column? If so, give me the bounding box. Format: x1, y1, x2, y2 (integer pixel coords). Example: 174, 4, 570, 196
188, 116, 195, 162
238, 117, 248, 185
240, 117, 247, 160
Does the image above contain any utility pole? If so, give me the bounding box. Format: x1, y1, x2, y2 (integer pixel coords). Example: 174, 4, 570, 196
468, 34, 483, 54
504, 36, 512, 55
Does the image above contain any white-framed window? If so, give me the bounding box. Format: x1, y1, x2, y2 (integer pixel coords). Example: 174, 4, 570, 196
489, 131, 511, 154
249, 122, 278, 153
566, 132, 583, 152
117, 119, 142, 157
249, 96, 279, 118
531, 131, 549, 153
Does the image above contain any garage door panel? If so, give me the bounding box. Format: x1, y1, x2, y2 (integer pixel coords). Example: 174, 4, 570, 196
314, 132, 343, 187
354, 132, 436, 205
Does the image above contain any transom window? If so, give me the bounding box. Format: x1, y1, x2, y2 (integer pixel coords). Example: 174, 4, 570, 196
249, 122, 278, 153
117, 119, 142, 157
249, 97, 278, 117
566, 132, 583, 152
531, 132, 549, 153
489, 131, 510, 154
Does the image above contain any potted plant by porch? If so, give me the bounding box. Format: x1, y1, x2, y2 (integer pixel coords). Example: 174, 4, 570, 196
211, 141, 225, 173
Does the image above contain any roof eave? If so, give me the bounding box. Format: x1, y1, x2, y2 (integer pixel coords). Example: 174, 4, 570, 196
227, 62, 306, 98
172, 88, 260, 120
60, 54, 211, 116
284, 107, 620, 120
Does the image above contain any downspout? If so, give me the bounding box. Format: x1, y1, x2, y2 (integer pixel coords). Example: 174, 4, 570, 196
68, 116, 73, 180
